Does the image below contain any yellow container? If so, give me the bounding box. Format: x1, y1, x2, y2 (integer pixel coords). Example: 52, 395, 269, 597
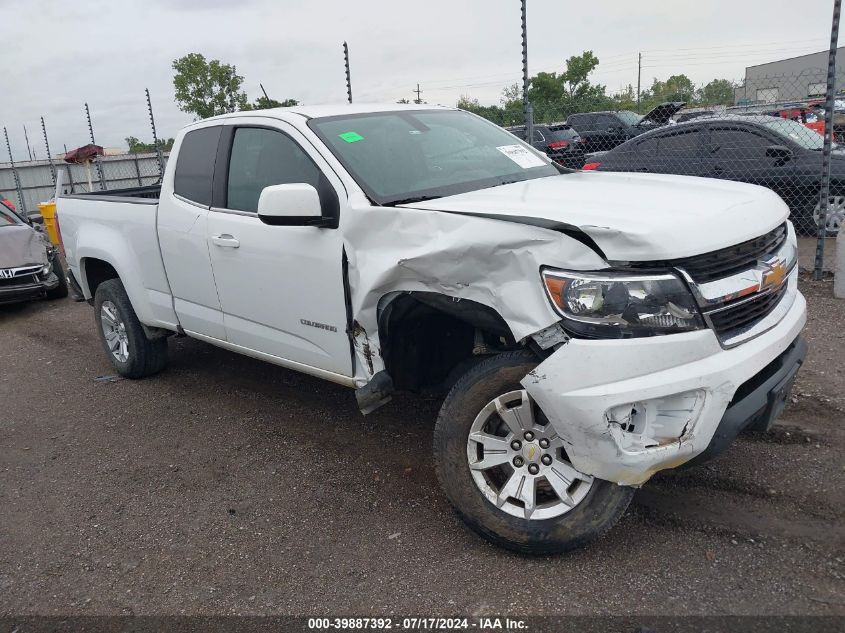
38, 202, 61, 246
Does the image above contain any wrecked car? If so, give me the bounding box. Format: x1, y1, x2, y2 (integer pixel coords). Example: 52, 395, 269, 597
56, 104, 806, 553
0, 199, 68, 304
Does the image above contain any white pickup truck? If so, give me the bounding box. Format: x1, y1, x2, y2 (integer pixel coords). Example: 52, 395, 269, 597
58, 104, 807, 553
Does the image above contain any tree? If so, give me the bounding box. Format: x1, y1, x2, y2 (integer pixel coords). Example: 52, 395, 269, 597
125, 136, 174, 153
243, 96, 300, 110
172, 53, 248, 119
560, 51, 601, 100
644, 74, 696, 103
698, 79, 736, 105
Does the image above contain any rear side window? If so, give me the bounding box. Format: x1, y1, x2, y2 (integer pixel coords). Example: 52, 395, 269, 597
173, 126, 222, 206
568, 114, 594, 130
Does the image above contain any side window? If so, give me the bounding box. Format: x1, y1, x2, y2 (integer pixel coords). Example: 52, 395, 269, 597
597, 114, 618, 129
656, 129, 701, 158
636, 136, 660, 157
710, 127, 770, 158
226, 127, 322, 213
569, 114, 592, 130
533, 129, 545, 143
174, 126, 222, 206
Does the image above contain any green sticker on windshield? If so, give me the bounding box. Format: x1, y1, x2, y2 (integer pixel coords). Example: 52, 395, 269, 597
338, 131, 364, 143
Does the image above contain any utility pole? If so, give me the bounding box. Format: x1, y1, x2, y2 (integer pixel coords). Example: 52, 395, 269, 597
521, 0, 533, 142
343, 41, 352, 104
414, 83, 423, 104
636, 52, 642, 113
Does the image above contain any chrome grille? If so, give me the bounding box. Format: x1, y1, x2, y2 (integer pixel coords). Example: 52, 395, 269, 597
707, 283, 789, 338
632, 223, 788, 284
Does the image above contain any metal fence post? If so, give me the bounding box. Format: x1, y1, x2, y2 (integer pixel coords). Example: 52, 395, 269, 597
85, 102, 107, 191
146, 88, 165, 181
3, 127, 27, 213
343, 42, 352, 104
814, 0, 841, 280
521, 0, 533, 142
41, 116, 57, 187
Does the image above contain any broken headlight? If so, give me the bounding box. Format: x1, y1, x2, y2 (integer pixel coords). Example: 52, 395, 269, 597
541, 269, 704, 338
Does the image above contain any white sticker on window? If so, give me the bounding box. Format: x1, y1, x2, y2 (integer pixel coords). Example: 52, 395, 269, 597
496, 144, 547, 169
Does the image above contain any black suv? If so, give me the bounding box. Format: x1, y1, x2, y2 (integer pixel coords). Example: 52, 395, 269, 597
566, 102, 685, 153
505, 123, 586, 169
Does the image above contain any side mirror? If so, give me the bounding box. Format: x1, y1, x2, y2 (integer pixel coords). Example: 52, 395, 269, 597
765, 145, 793, 160
257, 183, 329, 227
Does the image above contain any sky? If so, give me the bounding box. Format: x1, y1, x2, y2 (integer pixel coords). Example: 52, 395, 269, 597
0, 0, 837, 159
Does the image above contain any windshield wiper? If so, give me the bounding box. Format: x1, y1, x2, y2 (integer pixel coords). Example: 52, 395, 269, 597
385, 195, 442, 206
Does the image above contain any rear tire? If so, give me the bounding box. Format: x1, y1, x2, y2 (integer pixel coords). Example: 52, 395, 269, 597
93, 278, 168, 378
433, 350, 634, 554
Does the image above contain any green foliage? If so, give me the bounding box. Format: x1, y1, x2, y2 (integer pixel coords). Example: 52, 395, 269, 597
172, 53, 249, 119
455, 49, 740, 128
125, 136, 175, 153
243, 96, 300, 110
698, 79, 736, 105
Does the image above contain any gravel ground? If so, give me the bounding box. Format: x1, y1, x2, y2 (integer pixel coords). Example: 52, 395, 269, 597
1, 274, 843, 617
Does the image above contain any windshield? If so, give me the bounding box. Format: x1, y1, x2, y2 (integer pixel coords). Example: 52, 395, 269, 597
309, 110, 559, 205
0, 206, 23, 227
759, 117, 827, 150
617, 111, 643, 126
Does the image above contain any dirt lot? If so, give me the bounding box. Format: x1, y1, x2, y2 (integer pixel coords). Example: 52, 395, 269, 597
1, 273, 843, 617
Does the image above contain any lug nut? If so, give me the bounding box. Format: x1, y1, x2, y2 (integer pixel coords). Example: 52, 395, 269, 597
538, 438, 550, 449
541, 454, 553, 466
510, 440, 522, 451
527, 463, 540, 475
513, 456, 525, 468
524, 431, 535, 441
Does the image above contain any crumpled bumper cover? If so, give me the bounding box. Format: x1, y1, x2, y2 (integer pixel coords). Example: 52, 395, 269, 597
522, 289, 807, 486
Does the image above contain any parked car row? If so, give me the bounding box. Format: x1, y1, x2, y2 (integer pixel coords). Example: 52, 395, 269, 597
505, 123, 586, 168
584, 114, 841, 234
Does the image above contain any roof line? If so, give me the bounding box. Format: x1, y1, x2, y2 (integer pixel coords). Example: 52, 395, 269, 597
745, 46, 843, 70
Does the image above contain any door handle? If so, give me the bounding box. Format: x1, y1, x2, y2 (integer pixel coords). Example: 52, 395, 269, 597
211, 234, 240, 248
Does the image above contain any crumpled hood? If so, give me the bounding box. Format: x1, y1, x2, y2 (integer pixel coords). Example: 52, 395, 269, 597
400, 172, 789, 261
0, 225, 49, 269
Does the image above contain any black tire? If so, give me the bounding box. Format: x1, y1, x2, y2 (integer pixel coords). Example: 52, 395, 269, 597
93, 278, 168, 378
45, 254, 69, 300
433, 350, 634, 554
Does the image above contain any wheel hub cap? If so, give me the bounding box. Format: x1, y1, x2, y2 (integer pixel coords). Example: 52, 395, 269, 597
466, 389, 593, 520
100, 301, 129, 363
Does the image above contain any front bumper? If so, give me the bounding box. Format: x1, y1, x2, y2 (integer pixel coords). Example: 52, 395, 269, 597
0, 273, 59, 305
522, 285, 807, 486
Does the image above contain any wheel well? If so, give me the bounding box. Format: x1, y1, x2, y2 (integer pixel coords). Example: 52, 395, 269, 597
82, 258, 119, 299
378, 292, 518, 392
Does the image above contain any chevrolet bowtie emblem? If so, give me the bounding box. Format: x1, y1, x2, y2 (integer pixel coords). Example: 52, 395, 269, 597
760, 256, 788, 292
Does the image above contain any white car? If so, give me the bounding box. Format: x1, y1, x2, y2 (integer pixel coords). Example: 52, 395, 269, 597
56, 103, 806, 553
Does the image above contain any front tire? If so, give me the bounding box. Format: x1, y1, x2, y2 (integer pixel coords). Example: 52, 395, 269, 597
433, 350, 634, 554
94, 278, 168, 378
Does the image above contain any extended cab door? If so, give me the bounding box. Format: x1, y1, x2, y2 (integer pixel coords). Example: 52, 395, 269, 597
205, 119, 353, 377
157, 123, 227, 340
